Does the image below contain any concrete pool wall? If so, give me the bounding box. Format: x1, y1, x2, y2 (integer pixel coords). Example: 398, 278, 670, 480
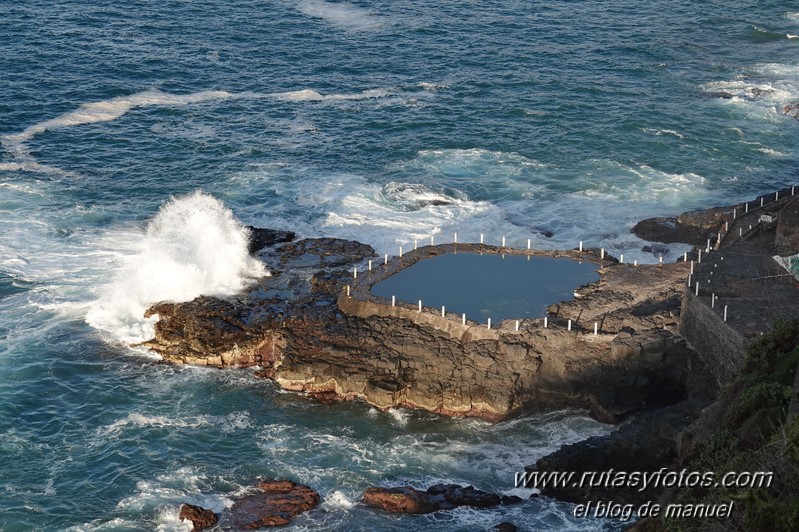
338, 243, 613, 337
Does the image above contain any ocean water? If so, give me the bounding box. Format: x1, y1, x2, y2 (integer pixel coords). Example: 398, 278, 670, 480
1, 0, 797, 530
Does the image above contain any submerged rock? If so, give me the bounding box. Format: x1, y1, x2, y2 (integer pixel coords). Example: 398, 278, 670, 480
362, 484, 505, 514
178, 503, 218, 532
784, 102, 799, 120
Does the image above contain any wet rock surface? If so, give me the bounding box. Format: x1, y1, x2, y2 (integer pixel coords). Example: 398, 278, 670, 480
246, 227, 296, 254
526, 400, 702, 505
361, 484, 505, 514
143, 235, 709, 423
178, 503, 218, 531
631, 206, 729, 245
227, 480, 320, 528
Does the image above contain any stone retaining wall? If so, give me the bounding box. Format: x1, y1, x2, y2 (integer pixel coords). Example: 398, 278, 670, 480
679, 289, 746, 389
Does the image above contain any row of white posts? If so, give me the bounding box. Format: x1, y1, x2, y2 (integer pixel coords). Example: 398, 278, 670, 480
345, 236, 652, 333
351, 292, 607, 334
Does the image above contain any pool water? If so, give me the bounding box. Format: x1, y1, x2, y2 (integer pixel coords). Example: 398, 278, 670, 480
371, 253, 599, 322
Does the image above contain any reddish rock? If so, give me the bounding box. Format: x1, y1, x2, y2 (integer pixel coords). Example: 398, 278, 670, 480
178, 503, 218, 531
362, 486, 439, 514
362, 484, 503, 514
230, 480, 319, 528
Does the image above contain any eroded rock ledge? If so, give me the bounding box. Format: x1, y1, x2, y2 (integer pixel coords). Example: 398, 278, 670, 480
142, 234, 709, 423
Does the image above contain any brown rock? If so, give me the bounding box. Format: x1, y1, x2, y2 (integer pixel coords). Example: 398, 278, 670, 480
362, 486, 438, 514
178, 503, 218, 532
784, 102, 799, 120
362, 484, 502, 514
230, 480, 319, 528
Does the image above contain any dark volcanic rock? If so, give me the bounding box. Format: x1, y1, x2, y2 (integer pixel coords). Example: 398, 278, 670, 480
526, 401, 701, 505
247, 227, 295, 253
784, 102, 799, 120
179, 503, 218, 531
632, 206, 729, 245
362, 484, 503, 514
145, 240, 703, 422
275, 238, 376, 268
230, 480, 320, 528
140, 296, 285, 368
495, 523, 518, 532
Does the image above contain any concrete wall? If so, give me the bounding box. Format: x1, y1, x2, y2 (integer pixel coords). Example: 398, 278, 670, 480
776, 197, 799, 255
679, 289, 747, 389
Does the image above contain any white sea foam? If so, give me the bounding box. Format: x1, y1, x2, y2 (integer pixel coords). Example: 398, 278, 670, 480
758, 147, 789, 157
0, 89, 236, 162
0, 161, 80, 177
703, 66, 799, 126
233, 148, 698, 264
322, 490, 356, 510
387, 407, 409, 427
0, 86, 403, 177
273, 87, 393, 101
296, 0, 382, 32
97, 411, 252, 437
642, 127, 685, 139
108, 467, 235, 532
86, 192, 267, 343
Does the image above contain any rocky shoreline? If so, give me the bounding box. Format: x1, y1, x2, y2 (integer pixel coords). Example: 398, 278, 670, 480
142, 238, 707, 423
146, 188, 799, 529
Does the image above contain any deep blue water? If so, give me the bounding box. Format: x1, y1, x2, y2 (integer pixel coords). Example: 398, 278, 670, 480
1, 1, 798, 530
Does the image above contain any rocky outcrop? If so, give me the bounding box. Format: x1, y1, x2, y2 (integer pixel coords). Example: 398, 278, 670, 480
143, 238, 708, 423
784, 102, 799, 121
178, 503, 218, 531
228, 480, 320, 528
632, 207, 731, 246
246, 227, 295, 254
526, 400, 702, 505
362, 484, 510, 514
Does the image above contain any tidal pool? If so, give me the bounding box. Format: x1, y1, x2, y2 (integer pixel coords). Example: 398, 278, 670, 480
372, 252, 599, 322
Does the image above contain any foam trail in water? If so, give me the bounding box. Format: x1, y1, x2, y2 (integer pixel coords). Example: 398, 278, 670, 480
0, 86, 410, 176
1, 90, 237, 162
86, 191, 267, 343
271, 87, 393, 101
296, 0, 381, 32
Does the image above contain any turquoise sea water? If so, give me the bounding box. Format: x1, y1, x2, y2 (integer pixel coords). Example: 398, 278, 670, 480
1, 1, 798, 529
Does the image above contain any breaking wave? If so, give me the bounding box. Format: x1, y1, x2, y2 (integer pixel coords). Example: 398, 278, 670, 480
86, 192, 267, 343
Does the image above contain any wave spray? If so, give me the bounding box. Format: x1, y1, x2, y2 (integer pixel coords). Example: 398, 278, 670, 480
87, 191, 267, 343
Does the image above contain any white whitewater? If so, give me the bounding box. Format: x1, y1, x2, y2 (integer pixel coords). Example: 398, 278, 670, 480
86, 191, 267, 343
